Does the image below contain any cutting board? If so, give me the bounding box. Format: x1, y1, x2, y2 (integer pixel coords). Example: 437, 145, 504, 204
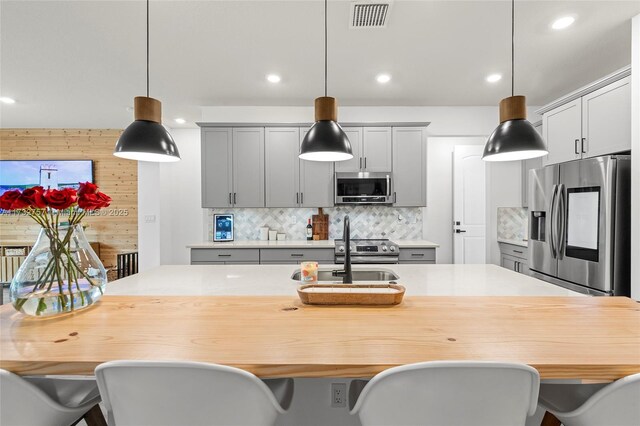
312, 208, 329, 240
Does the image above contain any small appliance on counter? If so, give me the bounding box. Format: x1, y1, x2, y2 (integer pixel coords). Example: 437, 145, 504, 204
334, 238, 400, 264
213, 214, 234, 242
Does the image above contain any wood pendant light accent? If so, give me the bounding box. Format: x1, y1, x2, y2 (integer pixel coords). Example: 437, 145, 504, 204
314, 97, 338, 121
134, 96, 162, 123
499, 95, 527, 123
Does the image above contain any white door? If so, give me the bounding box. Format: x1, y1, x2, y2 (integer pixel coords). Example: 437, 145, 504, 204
453, 145, 486, 264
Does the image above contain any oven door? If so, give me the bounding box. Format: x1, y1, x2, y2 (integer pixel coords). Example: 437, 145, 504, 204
335, 172, 392, 204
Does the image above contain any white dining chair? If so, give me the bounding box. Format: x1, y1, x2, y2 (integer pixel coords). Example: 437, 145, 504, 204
350, 361, 540, 426
95, 360, 293, 426
537, 373, 640, 426
0, 369, 102, 426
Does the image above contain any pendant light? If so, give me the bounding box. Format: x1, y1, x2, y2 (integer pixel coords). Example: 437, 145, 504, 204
299, 0, 353, 162
114, 0, 180, 162
482, 0, 547, 162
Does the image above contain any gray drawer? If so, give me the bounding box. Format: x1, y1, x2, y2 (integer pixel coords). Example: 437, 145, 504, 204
191, 248, 260, 263
259, 248, 334, 263
498, 243, 528, 260
399, 248, 436, 262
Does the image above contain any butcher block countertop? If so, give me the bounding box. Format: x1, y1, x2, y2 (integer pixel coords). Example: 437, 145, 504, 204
1, 295, 638, 380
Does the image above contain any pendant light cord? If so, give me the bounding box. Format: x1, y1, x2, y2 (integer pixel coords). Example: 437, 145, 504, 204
511, 0, 514, 97
324, 0, 328, 97
147, 0, 150, 98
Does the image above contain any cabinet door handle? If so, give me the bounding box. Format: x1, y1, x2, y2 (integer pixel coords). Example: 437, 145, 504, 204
513, 250, 523, 254
300, 192, 304, 204
515, 261, 519, 272
574, 139, 580, 155
411, 253, 425, 257
359, 157, 363, 169
581, 137, 587, 154
290, 253, 304, 257
364, 157, 367, 169
455, 229, 467, 233
218, 254, 232, 257
296, 193, 299, 204
233, 193, 237, 204
229, 193, 232, 205
394, 192, 397, 203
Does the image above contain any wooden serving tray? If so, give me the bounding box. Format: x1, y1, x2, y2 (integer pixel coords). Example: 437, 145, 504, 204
297, 283, 405, 306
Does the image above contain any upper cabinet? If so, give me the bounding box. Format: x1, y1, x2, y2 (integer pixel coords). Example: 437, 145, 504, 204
335, 127, 392, 172
264, 127, 333, 208
541, 72, 631, 166
392, 127, 426, 207
201, 127, 265, 208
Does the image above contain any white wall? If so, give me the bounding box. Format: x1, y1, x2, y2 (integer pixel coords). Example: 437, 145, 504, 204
631, 14, 640, 301
145, 106, 529, 266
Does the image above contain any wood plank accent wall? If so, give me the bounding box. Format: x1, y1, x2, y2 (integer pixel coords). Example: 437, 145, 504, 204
0, 129, 137, 270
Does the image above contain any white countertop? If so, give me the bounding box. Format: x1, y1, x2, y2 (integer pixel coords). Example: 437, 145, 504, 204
109, 264, 581, 297
497, 238, 529, 248
187, 239, 440, 249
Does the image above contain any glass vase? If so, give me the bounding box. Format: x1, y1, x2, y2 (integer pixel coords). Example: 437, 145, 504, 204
10, 224, 107, 317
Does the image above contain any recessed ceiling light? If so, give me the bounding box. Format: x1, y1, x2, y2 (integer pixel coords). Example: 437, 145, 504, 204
552, 16, 575, 30
174, 118, 186, 124
376, 74, 391, 84
486, 74, 502, 83
0, 97, 16, 104
266, 74, 281, 83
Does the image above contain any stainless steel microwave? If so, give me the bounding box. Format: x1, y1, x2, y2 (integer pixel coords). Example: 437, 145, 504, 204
335, 172, 393, 205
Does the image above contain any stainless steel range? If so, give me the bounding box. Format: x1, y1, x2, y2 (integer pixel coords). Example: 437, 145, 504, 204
334, 238, 400, 264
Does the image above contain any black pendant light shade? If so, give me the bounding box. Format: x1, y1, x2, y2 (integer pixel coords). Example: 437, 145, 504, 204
114, 119, 180, 163
300, 120, 352, 162
482, 0, 547, 162
113, 0, 180, 162
298, 0, 353, 162
483, 118, 547, 161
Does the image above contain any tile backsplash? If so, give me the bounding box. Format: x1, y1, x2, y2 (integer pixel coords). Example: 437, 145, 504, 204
497, 207, 528, 241
208, 206, 423, 241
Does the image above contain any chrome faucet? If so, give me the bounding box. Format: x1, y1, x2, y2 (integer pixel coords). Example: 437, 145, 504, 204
332, 215, 353, 284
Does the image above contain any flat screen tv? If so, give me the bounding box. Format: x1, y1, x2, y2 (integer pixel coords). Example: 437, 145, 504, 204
0, 160, 94, 196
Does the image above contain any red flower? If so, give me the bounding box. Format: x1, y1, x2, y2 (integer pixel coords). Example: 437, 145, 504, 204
77, 181, 98, 196
43, 188, 77, 210
0, 190, 22, 210
19, 186, 46, 209
78, 191, 111, 211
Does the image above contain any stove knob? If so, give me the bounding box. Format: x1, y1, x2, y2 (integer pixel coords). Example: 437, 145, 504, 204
338, 246, 345, 252
382, 246, 388, 252
389, 246, 396, 252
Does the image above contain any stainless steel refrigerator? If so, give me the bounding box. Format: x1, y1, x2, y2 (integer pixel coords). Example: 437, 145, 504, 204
528, 155, 631, 296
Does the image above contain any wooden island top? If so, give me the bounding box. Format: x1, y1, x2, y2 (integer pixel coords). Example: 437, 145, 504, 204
1, 295, 639, 380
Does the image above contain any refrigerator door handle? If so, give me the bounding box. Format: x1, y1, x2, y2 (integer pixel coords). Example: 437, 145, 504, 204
549, 184, 558, 259
557, 184, 567, 259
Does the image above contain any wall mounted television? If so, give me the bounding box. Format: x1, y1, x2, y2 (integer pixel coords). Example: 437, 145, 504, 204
0, 160, 94, 196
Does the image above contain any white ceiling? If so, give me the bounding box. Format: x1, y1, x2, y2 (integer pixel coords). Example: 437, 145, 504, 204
1, 0, 639, 129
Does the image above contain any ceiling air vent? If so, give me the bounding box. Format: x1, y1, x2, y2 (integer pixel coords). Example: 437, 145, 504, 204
349, 2, 392, 29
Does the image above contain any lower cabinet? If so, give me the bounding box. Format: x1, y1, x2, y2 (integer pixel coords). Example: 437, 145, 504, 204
499, 243, 529, 275
398, 248, 436, 264
190, 248, 333, 265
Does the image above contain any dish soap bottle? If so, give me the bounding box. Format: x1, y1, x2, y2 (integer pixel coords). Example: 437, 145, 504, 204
306, 219, 313, 240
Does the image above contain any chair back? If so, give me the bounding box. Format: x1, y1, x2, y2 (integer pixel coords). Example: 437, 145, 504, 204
95, 360, 286, 426
350, 361, 540, 426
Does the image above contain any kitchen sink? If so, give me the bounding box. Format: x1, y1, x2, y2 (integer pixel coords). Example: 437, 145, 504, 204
291, 268, 399, 282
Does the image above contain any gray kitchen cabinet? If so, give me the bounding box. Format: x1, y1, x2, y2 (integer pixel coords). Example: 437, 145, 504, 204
265, 128, 300, 207
202, 128, 233, 208
392, 127, 426, 207
232, 128, 265, 207
190, 248, 260, 265
265, 128, 334, 208
363, 127, 392, 172
541, 74, 631, 166
499, 243, 529, 275
334, 127, 391, 173
259, 248, 334, 264
581, 76, 631, 158
334, 127, 363, 172
543, 98, 581, 165
522, 123, 543, 208
398, 248, 436, 264
299, 129, 334, 207
201, 127, 264, 208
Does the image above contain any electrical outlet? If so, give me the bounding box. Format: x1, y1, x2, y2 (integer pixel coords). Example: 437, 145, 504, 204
144, 215, 156, 223
331, 383, 347, 408
398, 214, 403, 221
